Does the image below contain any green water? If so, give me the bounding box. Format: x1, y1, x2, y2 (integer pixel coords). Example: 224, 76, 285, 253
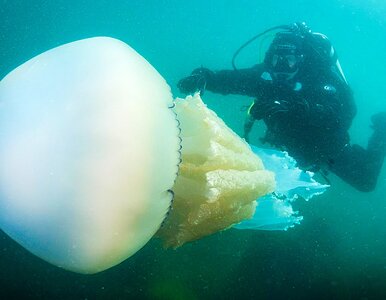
0, 1, 385, 299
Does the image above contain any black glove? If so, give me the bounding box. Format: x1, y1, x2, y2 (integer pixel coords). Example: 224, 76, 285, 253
177, 67, 213, 94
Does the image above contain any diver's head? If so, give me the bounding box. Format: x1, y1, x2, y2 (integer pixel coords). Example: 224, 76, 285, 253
264, 31, 305, 82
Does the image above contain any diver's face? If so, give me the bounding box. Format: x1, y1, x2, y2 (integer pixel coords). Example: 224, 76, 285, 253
269, 47, 302, 82
271, 53, 298, 71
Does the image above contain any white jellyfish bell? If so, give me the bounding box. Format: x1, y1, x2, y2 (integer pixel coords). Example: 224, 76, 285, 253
0, 37, 182, 273
0, 37, 327, 274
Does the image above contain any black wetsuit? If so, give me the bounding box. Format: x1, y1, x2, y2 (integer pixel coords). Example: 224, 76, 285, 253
178, 27, 385, 192
194, 64, 384, 192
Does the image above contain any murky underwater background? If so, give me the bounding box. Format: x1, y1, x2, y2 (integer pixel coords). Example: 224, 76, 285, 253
0, 0, 385, 299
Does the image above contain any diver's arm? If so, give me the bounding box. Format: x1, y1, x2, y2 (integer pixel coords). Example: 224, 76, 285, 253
207, 65, 264, 97
178, 65, 264, 97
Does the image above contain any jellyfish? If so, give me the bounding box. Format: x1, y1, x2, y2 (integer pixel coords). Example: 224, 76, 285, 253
0, 37, 326, 274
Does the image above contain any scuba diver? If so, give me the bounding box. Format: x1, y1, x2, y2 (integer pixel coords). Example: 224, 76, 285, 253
178, 22, 386, 192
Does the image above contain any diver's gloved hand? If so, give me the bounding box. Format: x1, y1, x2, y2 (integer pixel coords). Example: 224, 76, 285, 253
371, 111, 386, 135
369, 111, 386, 157
178, 67, 214, 94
